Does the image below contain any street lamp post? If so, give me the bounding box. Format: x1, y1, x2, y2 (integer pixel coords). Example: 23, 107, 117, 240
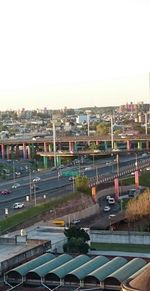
145, 113, 148, 135
135, 153, 138, 170
111, 116, 114, 150
29, 167, 32, 201
34, 183, 37, 207
53, 121, 57, 168
13, 160, 16, 185
96, 166, 98, 183
116, 154, 119, 176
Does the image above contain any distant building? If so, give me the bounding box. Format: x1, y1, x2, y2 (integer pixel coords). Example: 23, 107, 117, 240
76, 114, 89, 124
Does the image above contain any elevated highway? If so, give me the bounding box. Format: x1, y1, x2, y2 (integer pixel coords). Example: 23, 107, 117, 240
0, 134, 150, 166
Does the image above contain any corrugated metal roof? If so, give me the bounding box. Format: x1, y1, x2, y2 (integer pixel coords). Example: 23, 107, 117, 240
106, 257, 146, 283
85, 257, 127, 282
65, 256, 109, 280
7, 253, 55, 277
128, 262, 150, 280
27, 254, 72, 278
45, 255, 90, 280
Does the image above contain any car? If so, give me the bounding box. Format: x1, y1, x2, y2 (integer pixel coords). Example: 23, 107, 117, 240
15, 171, 21, 177
32, 177, 40, 182
142, 153, 147, 157
0, 189, 11, 195
104, 206, 111, 212
106, 161, 112, 165
68, 176, 75, 181
106, 195, 111, 200
108, 197, 115, 205
109, 214, 116, 218
13, 202, 24, 209
58, 164, 64, 169
146, 167, 150, 171
85, 167, 92, 171
12, 183, 21, 189
71, 219, 81, 225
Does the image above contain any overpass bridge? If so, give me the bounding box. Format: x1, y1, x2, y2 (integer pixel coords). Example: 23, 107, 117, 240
0, 134, 150, 167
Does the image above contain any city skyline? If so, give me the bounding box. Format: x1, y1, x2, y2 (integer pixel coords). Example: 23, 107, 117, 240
0, 0, 150, 110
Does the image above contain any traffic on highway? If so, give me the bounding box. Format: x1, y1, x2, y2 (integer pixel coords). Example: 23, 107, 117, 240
0, 153, 150, 218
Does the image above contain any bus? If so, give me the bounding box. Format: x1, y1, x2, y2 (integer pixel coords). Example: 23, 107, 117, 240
52, 220, 65, 227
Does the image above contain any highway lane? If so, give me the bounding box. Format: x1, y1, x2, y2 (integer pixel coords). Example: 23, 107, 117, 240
0, 154, 150, 218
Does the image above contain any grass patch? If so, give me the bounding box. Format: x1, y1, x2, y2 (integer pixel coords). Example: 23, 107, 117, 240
121, 173, 150, 188
91, 242, 150, 253
0, 191, 81, 233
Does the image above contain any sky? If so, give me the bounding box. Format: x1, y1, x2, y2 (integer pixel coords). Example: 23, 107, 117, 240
0, 0, 150, 110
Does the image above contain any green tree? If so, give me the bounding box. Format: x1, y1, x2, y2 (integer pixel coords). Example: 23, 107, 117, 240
96, 122, 109, 135
63, 226, 90, 254
75, 176, 89, 193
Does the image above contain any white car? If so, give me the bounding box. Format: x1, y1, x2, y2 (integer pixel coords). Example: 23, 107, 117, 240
13, 202, 24, 209
106, 195, 111, 200
68, 177, 75, 181
104, 206, 111, 212
33, 177, 40, 182
12, 183, 21, 189
108, 198, 115, 205
85, 167, 92, 171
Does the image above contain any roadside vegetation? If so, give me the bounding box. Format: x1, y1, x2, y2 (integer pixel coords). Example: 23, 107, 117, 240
90, 242, 150, 253
0, 191, 86, 234
121, 172, 150, 187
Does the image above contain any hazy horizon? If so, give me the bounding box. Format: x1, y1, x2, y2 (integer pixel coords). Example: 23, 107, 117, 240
0, 0, 150, 110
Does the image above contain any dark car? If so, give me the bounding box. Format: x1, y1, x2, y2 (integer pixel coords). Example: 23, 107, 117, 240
0, 189, 11, 195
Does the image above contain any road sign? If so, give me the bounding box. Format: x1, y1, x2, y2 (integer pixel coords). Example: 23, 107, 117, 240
62, 170, 79, 177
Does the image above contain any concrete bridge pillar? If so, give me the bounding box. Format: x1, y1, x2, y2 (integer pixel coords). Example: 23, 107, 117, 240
56, 155, 61, 166
138, 141, 142, 150
1, 144, 5, 159
27, 145, 31, 159
113, 141, 118, 149
15, 145, 20, 159
49, 143, 52, 152
74, 142, 78, 151
44, 142, 47, 152
69, 141, 74, 152
23, 143, 27, 159
104, 140, 108, 150
146, 141, 149, 150
43, 156, 48, 168
6, 145, 10, 160
127, 140, 131, 151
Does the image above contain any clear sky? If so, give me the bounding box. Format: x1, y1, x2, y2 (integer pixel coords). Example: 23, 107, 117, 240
0, 0, 150, 110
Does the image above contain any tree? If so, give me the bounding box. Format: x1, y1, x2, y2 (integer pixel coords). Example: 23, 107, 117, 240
75, 176, 89, 193
96, 122, 109, 135
63, 225, 90, 254
126, 190, 150, 230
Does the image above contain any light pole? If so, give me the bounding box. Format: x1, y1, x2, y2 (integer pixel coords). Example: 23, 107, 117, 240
53, 121, 57, 168
29, 167, 32, 201
34, 183, 37, 207
145, 113, 148, 135
110, 116, 114, 150
135, 153, 138, 170
13, 160, 16, 185
87, 114, 90, 137
96, 166, 98, 183
116, 154, 119, 176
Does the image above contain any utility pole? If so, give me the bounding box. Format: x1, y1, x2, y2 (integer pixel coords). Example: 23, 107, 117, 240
34, 184, 37, 207
53, 121, 57, 168
29, 167, 32, 201
145, 113, 148, 135
13, 160, 16, 185
111, 116, 114, 150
